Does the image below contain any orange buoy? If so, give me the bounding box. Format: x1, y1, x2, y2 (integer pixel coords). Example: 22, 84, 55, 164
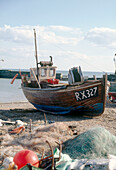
11, 74, 18, 84
13, 149, 39, 169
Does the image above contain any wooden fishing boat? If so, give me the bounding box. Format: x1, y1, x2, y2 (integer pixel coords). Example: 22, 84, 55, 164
21, 29, 107, 116
21, 71, 107, 116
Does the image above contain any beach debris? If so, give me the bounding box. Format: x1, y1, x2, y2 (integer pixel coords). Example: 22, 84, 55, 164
13, 149, 39, 169
7, 120, 27, 135
2, 157, 18, 170
9, 126, 25, 135
43, 113, 55, 125
0, 119, 15, 125
0, 122, 72, 158
68, 125, 79, 135
15, 120, 27, 127
54, 148, 109, 170
108, 154, 116, 170
0, 119, 27, 127
38, 140, 62, 169
48, 120, 55, 124
2, 157, 13, 168
0, 121, 3, 127
39, 153, 54, 169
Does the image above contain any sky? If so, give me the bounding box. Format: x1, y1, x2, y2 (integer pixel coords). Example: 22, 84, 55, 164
0, 0, 116, 73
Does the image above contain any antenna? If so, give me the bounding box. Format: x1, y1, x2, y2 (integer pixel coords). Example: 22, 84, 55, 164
114, 54, 116, 74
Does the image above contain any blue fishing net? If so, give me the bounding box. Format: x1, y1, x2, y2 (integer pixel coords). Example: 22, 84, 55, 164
63, 126, 116, 159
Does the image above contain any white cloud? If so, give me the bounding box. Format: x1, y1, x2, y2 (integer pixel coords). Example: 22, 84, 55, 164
49, 25, 82, 35
0, 25, 115, 72
85, 27, 116, 49
0, 25, 82, 46
0, 25, 33, 44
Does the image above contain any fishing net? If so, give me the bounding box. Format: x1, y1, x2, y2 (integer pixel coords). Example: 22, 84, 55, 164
63, 126, 116, 159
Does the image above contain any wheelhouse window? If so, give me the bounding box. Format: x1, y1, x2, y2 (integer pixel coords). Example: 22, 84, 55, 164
41, 68, 47, 77
49, 68, 55, 77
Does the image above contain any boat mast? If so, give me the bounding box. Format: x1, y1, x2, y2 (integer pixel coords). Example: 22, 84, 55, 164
114, 54, 116, 74
33, 29, 39, 80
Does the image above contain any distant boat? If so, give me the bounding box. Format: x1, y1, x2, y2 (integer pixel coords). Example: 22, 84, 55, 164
107, 54, 116, 102
108, 79, 116, 103
21, 29, 107, 116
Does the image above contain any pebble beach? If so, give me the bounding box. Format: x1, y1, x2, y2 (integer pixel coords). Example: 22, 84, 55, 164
0, 101, 116, 168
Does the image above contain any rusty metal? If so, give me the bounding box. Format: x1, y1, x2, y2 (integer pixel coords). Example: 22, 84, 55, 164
46, 140, 54, 170
55, 141, 62, 161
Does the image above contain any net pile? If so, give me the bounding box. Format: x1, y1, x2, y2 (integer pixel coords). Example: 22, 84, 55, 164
63, 126, 116, 159
0, 122, 73, 157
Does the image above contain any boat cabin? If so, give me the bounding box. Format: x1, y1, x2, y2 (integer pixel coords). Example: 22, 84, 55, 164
23, 56, 84, 88
29, 56, 59, 88
30, 66, 57, 81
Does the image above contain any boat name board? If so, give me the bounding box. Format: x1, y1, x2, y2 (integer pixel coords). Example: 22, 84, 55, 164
75, 86, 98, 101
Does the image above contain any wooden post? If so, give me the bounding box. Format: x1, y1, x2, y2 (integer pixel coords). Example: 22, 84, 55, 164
93, 75, 96, 80
29, 119, 32, 133
102, 74, 107, 112
44, 113, 47, 125
30, 68, 41, 88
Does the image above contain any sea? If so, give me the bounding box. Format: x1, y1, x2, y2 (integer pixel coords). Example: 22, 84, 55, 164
0, 70, 113, 103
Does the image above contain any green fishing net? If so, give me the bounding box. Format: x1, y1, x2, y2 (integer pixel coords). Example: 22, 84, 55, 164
63, 126, 116, 159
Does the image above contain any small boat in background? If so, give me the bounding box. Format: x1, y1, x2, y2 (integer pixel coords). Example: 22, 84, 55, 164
108, 54, 116, 103
21, 29, 107, 116
108, 81, 116, 103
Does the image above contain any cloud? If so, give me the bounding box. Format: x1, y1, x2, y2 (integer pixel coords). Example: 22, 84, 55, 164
1, 25, 116, 50
0, 25, 115, 71
0, 25, 33, 44
49, 25, 83, 35
0, 47, 35, 69
0, 25, 82, 46
85, 27, 116, 49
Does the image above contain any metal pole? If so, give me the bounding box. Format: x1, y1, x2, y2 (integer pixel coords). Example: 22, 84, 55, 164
33, 29, 39, 80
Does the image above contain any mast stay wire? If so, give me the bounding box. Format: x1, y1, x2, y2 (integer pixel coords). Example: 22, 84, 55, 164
35, 34, 106, 74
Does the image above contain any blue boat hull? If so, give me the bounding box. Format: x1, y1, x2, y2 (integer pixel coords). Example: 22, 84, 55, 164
31, 102, 104, 115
